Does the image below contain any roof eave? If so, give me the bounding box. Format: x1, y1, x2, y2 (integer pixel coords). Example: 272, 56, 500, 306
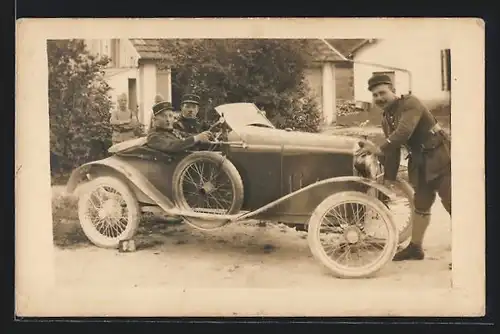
138, 57, 173, 64
347, 39, 378, 58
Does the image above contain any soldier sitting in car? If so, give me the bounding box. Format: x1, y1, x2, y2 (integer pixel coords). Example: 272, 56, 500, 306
173, 93, 211, 135
146, 100, 212, 154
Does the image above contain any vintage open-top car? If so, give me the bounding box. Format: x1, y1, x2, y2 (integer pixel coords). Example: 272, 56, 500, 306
66, 102, 414, 279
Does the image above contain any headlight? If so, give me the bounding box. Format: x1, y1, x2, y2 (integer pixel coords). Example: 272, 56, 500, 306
354, 150, 380, 179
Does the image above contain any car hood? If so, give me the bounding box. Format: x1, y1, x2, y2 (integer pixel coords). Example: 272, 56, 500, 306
228, 126, 361, 154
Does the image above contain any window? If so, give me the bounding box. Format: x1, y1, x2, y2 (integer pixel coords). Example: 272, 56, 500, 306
441, 48, 451, 91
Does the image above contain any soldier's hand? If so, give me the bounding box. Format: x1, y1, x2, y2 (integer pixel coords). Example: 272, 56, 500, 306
357, 140, 382, 156
194, 131, 212, 144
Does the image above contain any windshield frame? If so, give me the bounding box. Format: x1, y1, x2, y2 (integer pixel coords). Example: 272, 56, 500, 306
214, 103, 275, 134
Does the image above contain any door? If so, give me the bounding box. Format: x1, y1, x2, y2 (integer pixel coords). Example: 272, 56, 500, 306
128, 78, 138, 118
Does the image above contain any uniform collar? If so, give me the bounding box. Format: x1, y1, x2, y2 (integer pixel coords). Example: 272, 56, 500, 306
382, 97, 402, 115
181, 116, 197, 123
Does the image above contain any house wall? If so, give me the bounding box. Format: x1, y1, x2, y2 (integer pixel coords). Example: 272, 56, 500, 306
84, 39, 166, 129
84, 39, 139, 68
353, 37, 452, 105
303, 65, 323, 109
156, 68, 172, 103
304, 62, 354, 125
335, 64, 355, 100
304, 64, 355, 103
104, 68, 139, 100
84, 39, 142, 115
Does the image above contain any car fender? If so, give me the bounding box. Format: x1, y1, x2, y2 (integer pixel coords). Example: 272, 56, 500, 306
65, 156, 176, 211
237, 175, 398, 220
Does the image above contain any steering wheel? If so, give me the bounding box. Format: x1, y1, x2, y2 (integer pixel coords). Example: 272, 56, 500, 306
205, 116, 228, 147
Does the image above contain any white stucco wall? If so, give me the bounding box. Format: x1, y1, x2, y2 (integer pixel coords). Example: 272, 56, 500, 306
156, 68, 172, 103
304, 63, 338, 125
104, 68, 139, 101
353, 37, 452, 104
304, 66, 323, 109
322, 62, 336, 125
84, 39, 139, 68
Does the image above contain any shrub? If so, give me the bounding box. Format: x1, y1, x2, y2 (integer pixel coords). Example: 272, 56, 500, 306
48, 39, 113, 181
159, 39, 323, 133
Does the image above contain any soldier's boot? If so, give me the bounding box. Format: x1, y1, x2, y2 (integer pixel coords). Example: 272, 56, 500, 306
393, 213, 430, 261
392, 242, 425, 261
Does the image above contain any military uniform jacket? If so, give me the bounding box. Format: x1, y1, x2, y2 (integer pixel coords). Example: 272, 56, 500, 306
380, 95, 451, 185
174, 117, 210, 135
146, 127, 198, 154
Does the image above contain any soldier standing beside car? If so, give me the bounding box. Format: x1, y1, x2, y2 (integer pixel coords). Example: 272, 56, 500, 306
358, 74, 451, 262
146, 100, 212, 153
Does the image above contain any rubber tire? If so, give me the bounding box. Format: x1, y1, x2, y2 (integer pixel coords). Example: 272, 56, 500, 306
307, 191, 398, 279
77, 176, 140, 249
372, 176, 415, 244
171, 152, 244, 229
391, 178, 414, 244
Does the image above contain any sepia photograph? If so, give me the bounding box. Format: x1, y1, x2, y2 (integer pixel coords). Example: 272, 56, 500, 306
15, 18, 484, 317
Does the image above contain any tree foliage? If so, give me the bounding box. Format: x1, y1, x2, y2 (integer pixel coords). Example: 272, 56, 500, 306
159, 39, 323, 132
48, 39, 113, 179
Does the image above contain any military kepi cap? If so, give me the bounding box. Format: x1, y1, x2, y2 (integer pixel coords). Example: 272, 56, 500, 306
152, 101, 173, 115
181, 94, 200, 105
368, 74, 393, 91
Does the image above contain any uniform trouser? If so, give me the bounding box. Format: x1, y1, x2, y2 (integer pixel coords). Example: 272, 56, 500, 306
413, 166, 452, 216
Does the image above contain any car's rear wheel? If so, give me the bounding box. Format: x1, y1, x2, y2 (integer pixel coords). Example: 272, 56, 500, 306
77, 176, 140, 248
172, 151, 244, 230
307, 191, 398, 279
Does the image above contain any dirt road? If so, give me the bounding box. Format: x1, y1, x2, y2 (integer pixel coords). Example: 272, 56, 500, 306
54, 197, 452, 290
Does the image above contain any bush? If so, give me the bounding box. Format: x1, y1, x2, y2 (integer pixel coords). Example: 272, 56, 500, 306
159, 39, 323, 133
48, 39, 113, 181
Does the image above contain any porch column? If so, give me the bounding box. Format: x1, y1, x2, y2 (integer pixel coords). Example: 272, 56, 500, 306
166, 67, 172, 103
322, 62, 337, 125
140, 61, 157, 131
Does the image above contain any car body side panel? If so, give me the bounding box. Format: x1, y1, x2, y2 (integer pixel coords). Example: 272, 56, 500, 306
281, 152, 355, 193
255, 152, 364, 224
65, 155, 179, 209
226, 140, 358, 213
112, 155, 180, 199
226, 148, 283, 210
249, 181, 367, 223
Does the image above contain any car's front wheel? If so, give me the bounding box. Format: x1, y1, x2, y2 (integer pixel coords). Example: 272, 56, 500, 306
307, 191, 398, 279
77, 176, 140, 248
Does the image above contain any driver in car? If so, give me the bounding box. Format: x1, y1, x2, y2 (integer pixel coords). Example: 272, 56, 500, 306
174, 93, 210, 135
146, 100, 212, 153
